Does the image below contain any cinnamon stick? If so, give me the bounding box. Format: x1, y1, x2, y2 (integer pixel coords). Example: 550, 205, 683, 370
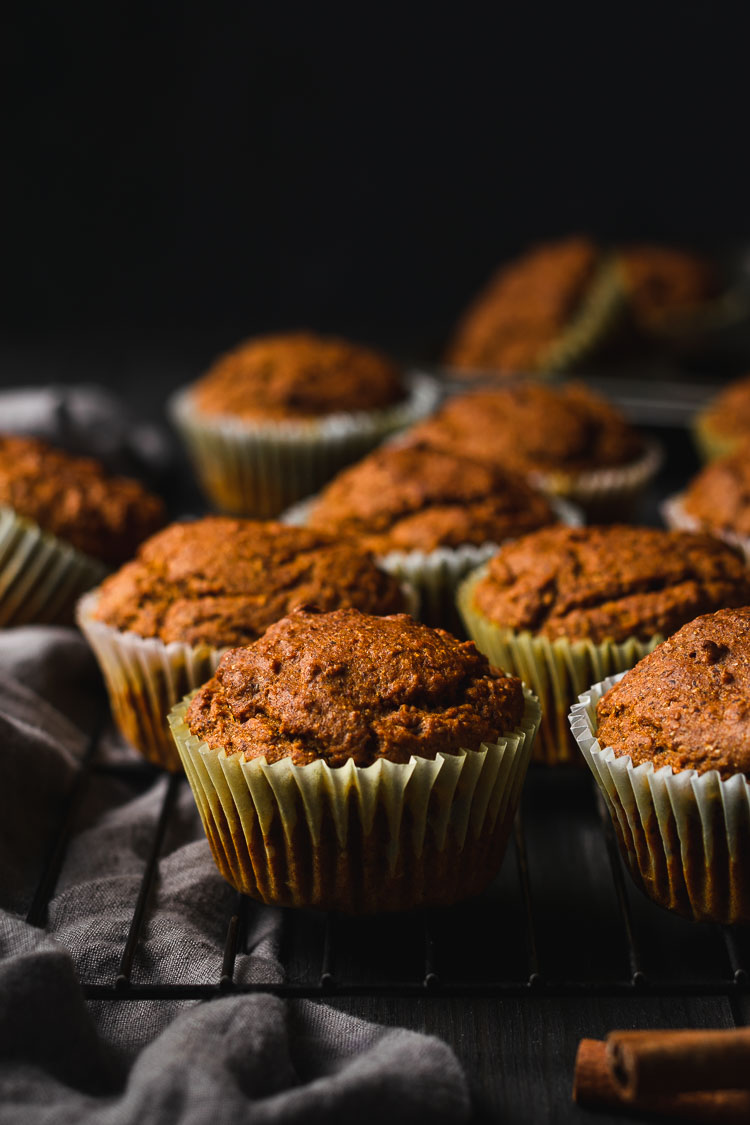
606, 1028, 750, 1101
573, 1038, 750, 1124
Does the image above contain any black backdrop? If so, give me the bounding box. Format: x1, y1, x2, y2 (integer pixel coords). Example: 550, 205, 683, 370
6, 2, 750, 371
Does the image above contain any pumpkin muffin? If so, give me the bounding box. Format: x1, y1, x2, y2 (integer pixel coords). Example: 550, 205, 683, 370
77, 518, 409, 770
300, 441, 567, 626
458, 525, 750, 764
404, 382, 659, 520
693, 373, 750, 462
445, 237, 622, 377
570, 607, 750, 924
169, 605, 541, 912
0, 434, 165, 627
616, 245, 718, 331
170, 331, 439, 517
663, 447, 750, 560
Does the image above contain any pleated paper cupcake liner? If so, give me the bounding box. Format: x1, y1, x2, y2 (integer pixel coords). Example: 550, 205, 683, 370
0, 506, 106, 628
691, 413, 743, 464
169, 373, 441, 518
76, 590, 226, 771
529, 440, 663, 523
168, 687, 541, 913
570, 673, 750, 925
661, 493, 750, 563
457, 567, 661, 766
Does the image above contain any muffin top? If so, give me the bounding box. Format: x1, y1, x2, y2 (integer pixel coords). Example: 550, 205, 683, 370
405, 382, 643, 475
189, 331, 405, 421
617, 245, 717, 327
445, 237, 600, 374
469, 525, 750, 644
681, 449, 750, 536
698, 374, 750, 441
92, 517, 406, 647
596, 607, 750, 780
305, 443, 558, 554
186, 605, 525, 766
0, 434, 165, 566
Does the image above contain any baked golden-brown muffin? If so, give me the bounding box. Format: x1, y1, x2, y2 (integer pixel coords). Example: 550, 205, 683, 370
617, 245, 717, 330
171, 605, 541, 911
459, 525, 750, 764
571, 607, 750, 924
693, 373, 750, 462
78, 518, 408, 771
445, 237, 619, 376
0, 434, 165, 627
678, 448, 750, 541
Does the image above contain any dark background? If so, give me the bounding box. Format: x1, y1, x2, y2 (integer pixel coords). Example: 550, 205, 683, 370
5, 2, 750, 379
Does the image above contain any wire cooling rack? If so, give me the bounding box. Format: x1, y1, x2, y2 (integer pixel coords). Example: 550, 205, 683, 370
25, 723, 750, 1005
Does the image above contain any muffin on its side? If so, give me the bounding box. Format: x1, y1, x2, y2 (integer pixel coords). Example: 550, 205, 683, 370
570, 607, 750, 924
77, 518, 409, 770
0, 434, 165, 626
445, 237, 622, 377
616, 245, 718, 332
663, 447, 750, 561
170, 331, 439, 517
693, 373, 750, 462
169, 605, 541, 912
404, 382, 659, 521
458, 525, 750, 764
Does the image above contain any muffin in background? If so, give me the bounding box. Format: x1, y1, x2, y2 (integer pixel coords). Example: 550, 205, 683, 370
77, 517, 409, 770
169, 605, 541, 912
297, 441, 570, 627
170, 331, 439, 517
662, 447, 750, 561
616, 245, 718, 332
692, 373, 750, 462
570, 607, 750, 924
458, 525, 750, 765
0, 434, 165, 627
404, 381, 660, 521
445, 237, 622, 377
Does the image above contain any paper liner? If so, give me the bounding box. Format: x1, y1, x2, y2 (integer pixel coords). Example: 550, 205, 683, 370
283, 496, 582, 630
457, 567, 660, 766
529, 440, 663, 523
692, 412, 745, 464
538, 260, 626, 375
661, 493, 750, 564
570, 673, 750, 924
169, 373, 441, 518
0, 506, 106, 628
168, 687, 540, 912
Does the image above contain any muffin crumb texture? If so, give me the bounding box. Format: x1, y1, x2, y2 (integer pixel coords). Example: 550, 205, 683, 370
186, 606, 524, 766
682, 449, 750, 536
472, 525, 750, 644
191, 332, 405, 420
0, 434, 165, 565
596, 607, 750, 779
93, 518, 405, 646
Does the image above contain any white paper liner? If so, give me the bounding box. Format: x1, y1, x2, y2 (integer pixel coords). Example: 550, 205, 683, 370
661, 493, 750, 563
529, 440, 663, 521
169, 372, 441, 517
0, 506, 106, 627
570, 672, 750, 924
168, 687, 541, 912
457, 568, 660, 766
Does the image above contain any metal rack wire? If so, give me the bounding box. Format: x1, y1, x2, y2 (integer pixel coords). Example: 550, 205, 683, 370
26, 733, 750, 1005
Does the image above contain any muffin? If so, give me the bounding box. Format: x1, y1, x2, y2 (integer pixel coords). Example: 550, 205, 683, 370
169, 605, 541, 912
77, 517, 409, 770
616, 245, 718, 331
693, 373, 750, 462
570, 607, 750, 924
445, 237, 622, 377
0, 434, 165, 627
297, 441, 569, 626
170, 331, 439, 517
404, 382, 660, 521
458, 525, 750, 765
663, 448, 750, 561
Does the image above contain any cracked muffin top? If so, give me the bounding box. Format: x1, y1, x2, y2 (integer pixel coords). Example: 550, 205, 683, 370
445, 237, 601, 374
92, 517, 406, 646
305, 443, 558, 554
189, 332, 406, 421
617, 245, 717, 328
468, 525, 750, 644
596, 607, 750, 779
185, 605, 525, 766
681, 449, 750, 537
404, 382, 643, 476
0, 434, 165, 566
